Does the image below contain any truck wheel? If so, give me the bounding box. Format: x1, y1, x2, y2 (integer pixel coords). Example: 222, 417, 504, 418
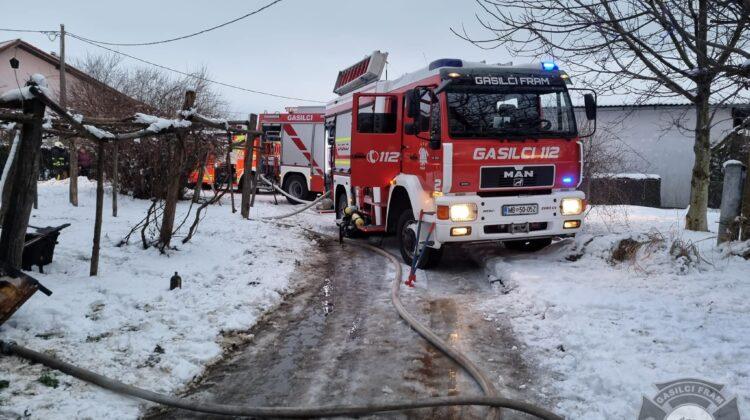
397, 209, 442, 269
504, 238, 552, 252
283, 175, 309, 204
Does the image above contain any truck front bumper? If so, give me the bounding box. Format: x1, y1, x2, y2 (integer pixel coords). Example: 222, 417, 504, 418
427, 190, 585, 248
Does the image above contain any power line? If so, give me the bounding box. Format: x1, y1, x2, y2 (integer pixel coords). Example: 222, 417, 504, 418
0, 28, 58, 34
67, 33, 326, 103
68, 0, 283, 47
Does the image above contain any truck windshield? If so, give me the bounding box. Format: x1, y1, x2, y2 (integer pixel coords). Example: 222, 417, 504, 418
446, 88, 576, 138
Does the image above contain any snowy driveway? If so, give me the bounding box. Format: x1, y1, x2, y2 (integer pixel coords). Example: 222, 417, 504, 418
149, 237, 550, 420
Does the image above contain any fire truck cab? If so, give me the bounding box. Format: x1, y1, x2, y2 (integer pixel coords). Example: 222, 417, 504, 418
328, 52, 596, 268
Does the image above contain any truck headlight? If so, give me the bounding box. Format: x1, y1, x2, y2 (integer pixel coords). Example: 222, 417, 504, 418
560, 198, 584, 215
449, 203, 477, 222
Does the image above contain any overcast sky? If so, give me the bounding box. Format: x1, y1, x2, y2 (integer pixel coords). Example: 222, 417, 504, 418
1, 0, 529, 116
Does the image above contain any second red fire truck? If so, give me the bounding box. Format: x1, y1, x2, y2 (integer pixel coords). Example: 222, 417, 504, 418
189, 107, 327, 203
327, 51, 596, 267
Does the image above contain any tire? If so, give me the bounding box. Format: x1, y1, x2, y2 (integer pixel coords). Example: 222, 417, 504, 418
504, 238, 552, 252
283, 175, 309, 204
397, 209, 442, 269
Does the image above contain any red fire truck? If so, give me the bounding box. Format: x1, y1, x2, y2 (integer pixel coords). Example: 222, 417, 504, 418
259, 107, 327, 203
328, 52, 596, 267
189, 108, 327, 203
188, 134, 272, 191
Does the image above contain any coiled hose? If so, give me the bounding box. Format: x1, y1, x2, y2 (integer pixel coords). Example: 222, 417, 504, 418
0, 200, 563, 419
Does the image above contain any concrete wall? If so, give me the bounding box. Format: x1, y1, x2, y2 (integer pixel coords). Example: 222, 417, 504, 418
580, 105, 735, 208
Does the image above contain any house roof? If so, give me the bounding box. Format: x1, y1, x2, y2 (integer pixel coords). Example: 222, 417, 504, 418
595, 102, 748, 109
574, 102, 749, 110
0, 38, 141, 107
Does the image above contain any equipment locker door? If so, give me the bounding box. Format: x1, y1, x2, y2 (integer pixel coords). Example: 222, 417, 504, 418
351, 93, 402, 187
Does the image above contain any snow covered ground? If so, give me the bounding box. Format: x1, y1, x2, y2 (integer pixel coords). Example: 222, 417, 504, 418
477, 205, 750, 418
2, 180, 748, 419
0, 178, 327, 419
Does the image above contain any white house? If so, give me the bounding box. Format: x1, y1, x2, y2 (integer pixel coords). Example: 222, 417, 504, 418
584, 103, 743, 208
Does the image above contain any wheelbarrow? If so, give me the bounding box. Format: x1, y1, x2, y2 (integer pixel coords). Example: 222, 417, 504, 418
22, 223, 70, 273
0, 262, 52, 327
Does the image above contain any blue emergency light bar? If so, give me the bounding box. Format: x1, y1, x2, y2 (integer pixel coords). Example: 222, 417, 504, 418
541, 61, 559, 71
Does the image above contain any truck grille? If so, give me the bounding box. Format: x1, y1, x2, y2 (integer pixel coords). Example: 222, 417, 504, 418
480, 165, 555, 189
484, 222, 548, 234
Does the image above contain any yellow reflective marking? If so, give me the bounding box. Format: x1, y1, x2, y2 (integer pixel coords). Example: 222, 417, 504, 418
335, 137, 351, 143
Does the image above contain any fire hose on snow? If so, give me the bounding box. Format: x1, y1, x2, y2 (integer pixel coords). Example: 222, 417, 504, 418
258, 189, 331, 220
0, 194, 564, 419
259, 174, 319, 205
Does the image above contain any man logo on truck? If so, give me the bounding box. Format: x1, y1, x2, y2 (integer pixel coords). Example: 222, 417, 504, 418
504, 170, 535, 179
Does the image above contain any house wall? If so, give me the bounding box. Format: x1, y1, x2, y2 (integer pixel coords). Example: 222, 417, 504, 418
0, 46, 82, 101
583, 106, 734, 208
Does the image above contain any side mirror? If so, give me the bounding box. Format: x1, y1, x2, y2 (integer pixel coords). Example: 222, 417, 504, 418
584, 93, 596, 121
406, 89, 420, 119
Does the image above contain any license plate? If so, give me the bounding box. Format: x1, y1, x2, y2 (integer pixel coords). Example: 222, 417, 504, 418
502, 204, 538, 216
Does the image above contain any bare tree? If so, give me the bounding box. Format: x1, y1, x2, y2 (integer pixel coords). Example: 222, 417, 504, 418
68, 54, 230, 252
456, 0, 749, 231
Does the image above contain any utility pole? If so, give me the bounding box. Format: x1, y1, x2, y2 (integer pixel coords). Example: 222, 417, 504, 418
60, 24, 78, 207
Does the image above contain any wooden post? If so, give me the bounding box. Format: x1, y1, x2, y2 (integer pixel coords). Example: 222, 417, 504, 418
0, 97, 46, 269
90, 140, 105, 275
227, 132, 236, 213
192, 150, 208, 203
742, 150, 750, 241
0, 130, 20, 226
158, 90, 195, 250
250, 133, 263, 208
112, 141, 118, 217
60, 24, 78, 207
241, 114, 258, 219
717, 161, 745, 244
33, 153, 39, 209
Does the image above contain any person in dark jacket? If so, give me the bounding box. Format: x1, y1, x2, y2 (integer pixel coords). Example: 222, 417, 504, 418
78, 147, 93, 178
